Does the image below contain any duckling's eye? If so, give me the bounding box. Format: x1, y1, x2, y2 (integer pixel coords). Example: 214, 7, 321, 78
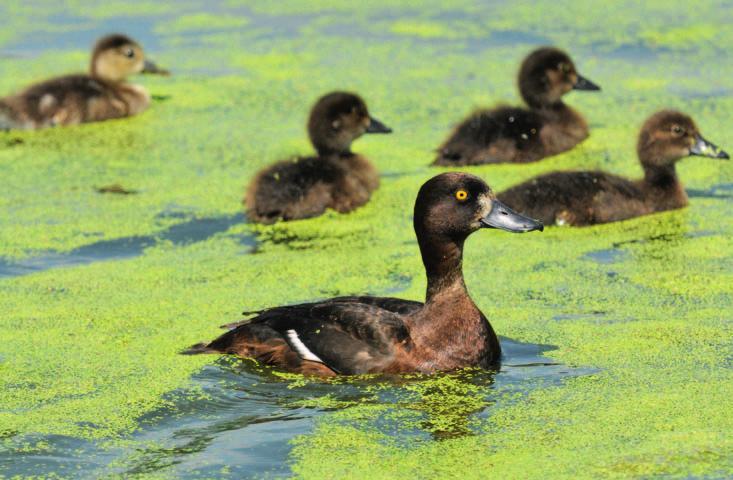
124, 48, 135, 58
455, 189, 469, 202
671, 125, 684, 135
559, 63, 571, 73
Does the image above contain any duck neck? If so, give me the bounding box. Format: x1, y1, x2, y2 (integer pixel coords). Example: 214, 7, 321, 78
90, 63, 124, 84
640, 161, 687, 209
418, 232, 469, 303
412, 231, 497, 367
317, 147, 352, 158
535, 99, 571, 115
642, 162, 679, 190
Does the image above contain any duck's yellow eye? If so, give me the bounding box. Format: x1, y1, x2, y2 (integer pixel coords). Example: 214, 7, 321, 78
455, 189, 468, 201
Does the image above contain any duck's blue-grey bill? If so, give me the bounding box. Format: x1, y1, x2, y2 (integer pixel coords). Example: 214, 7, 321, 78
141, 59, 170, 76
480, 199, 544, 233
573, 74, 601, 91
366, 117, 392, 134
690, 135, 729, 159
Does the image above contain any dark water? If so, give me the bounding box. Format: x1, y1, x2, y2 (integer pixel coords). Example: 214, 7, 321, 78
583, 228, 719, 266
0, 338, 594, 479
0, 213, 250, 279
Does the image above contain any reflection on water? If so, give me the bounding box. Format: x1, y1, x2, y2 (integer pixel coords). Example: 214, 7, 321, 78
687, 183, 733, 199
0, 338, 593, 478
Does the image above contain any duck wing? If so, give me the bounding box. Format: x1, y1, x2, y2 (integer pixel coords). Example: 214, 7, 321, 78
498, 171, 644, 225
435, 106, 544, 165
247, 155, 344, 222
225, 295, 422, 329
9, 74, 119, 126
213, 298, 414, 375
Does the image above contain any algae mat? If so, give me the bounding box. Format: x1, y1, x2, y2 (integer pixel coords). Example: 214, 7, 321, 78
1, 1, 732, 478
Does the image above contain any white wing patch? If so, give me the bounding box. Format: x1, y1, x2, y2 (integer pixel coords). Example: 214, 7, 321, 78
286, 329, 324, 363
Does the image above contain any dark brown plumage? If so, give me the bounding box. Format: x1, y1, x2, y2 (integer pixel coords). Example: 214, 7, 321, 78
187, 172, 543, 376
498, 110, 729, 226
434, 47, 600, 166
244, 91, 392, 224
0, 34, 169, 130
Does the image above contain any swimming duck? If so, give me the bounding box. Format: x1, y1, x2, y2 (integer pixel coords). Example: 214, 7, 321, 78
187, 172, 543, 376
433, 47, 600, 166
497, 110, 729, 226
245, 91, 392, 224
0, 34, 168, 130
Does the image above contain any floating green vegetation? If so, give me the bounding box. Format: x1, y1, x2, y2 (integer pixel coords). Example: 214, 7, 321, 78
155, 14, 250, 35
389, 20, 457, 39
641, 24, 721, 50
0, 0, 732, 478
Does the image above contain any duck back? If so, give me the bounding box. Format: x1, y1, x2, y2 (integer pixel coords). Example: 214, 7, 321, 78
498, 171, 648, 226
245, 153, 379, 224
434, 106, 545, 165
0, 74, 149, 128
187, 296, 420, 375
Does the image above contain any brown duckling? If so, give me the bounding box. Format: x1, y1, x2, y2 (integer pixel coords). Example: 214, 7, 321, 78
245, 91, 392, 224
498, 110, 729, 226
434, 47, 600, 166
0, 34, 169, 130
187, 172, 543, 376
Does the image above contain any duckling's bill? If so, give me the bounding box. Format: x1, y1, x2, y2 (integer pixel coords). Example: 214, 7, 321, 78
481, 199, 544, 233
573, 74, 600, 91
366, 117, 392, 133
141, 59, 170, 76
690, 135, 729, 159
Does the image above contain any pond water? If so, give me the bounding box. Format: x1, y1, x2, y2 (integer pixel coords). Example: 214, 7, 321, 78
2, 338, 592, 478
1, 1, 731, 478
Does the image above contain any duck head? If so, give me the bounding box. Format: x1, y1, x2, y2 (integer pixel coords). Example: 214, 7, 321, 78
307, 91, 392, 155
637, 110, 729, 167
414, 172, 544, 240
414, 173, 542, 295
90, 34, 169, 83
518, 47, 600, 109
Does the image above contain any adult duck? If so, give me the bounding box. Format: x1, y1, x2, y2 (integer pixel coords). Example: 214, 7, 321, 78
188, 172, 543, 376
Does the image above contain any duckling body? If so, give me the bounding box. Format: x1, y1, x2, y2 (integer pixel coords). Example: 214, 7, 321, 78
0, 34, 168, 130
245, 153, 378, 222
498, 110, 729, 226
434, 47, 599, 166
188, 173, 544, 376
245, 91, 391, 223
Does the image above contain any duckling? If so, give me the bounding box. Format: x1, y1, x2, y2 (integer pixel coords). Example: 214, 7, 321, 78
245, 91, 392, 224
186, 172, 543, 376
434, 47, 600, 166
498, 110, 729, 227
0, 34, 169, 130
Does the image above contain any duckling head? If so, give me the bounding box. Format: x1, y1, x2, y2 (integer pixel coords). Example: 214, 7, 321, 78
307, 91, 392, 155
637, 110, 729, 167
414, 172, 543, 242
90, 34, 169, 83
518, 47, 600, 108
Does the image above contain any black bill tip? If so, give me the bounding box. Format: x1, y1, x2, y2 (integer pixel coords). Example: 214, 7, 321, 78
573, 74, 601, 91
366, 117, 392, 134
480, 199, 544, 233
690, 135, 729, 159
